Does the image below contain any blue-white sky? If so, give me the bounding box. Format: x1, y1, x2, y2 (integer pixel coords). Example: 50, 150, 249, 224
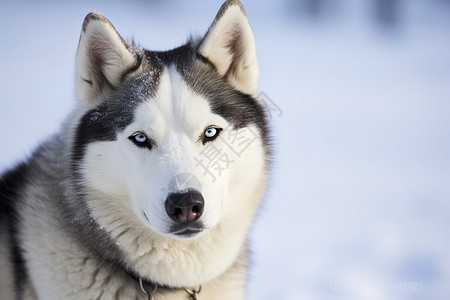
1, 0, 450, 299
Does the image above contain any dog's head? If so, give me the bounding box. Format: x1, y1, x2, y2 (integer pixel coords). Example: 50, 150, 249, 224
72, 1, 269, 243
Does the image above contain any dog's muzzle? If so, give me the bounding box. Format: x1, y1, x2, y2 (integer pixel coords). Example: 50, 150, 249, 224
165, 189, 205, 236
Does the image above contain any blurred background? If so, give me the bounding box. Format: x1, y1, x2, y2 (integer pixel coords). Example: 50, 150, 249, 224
1, 0, 449, 299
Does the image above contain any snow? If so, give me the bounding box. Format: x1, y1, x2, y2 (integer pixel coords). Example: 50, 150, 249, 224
1, 0, 449, 299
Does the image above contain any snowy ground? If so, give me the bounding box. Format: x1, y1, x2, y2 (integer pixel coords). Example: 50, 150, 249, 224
1, 0, 450, 299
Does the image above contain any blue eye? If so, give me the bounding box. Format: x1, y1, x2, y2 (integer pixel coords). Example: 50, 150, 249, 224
202, 126, 222, 144
205, 128, 217, 138
129, 132, 152, 149
134, 133, 147, 143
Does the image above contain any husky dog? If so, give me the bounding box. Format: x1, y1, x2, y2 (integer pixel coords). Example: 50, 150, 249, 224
0, 0, 270, 299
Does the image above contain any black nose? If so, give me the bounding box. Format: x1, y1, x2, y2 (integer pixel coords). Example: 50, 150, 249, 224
165, 190, 204, 223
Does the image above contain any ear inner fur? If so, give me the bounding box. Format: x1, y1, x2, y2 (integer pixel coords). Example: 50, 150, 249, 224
76, 13, 140, 107
199, 0, 259, 96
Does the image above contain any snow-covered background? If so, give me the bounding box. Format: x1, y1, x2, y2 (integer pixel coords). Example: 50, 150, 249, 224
1, 0, 449, 299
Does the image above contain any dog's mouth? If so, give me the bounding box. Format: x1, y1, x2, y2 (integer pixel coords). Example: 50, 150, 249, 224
143, 212, 205, 238
170, 222, 205, 238
173, 228, 204, 237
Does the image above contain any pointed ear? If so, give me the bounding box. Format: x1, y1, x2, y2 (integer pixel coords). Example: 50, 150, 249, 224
199, 0, 259, 96
76, 13, 138, 106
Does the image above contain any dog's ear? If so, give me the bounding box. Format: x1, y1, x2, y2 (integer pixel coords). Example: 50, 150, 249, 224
199, 0, 259, 96
76, 13, 138, 106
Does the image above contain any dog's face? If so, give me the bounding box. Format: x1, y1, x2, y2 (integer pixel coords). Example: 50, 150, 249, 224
72, 3, 268, 241
79, 66, 266, 240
